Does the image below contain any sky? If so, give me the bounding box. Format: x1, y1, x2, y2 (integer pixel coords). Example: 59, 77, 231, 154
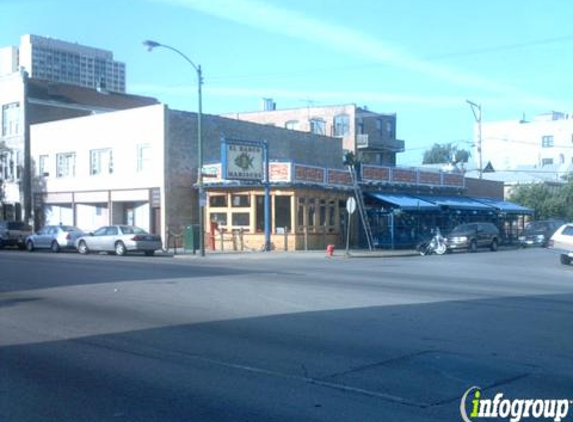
3, 0, 573, 166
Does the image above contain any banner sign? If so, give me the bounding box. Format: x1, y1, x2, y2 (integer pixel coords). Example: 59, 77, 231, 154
222, 138, 265, 181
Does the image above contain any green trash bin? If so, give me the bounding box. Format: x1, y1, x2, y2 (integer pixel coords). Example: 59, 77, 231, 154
183, 225, 200, 252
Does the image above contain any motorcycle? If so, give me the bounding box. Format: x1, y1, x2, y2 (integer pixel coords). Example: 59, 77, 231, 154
416, 228, 447, 256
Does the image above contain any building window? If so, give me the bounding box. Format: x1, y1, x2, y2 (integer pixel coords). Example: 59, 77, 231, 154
231, 194, 250, 207
137, 144, 152, 172
285, 120, 299, 130
209, 195, 228, 207
333, 114, 350, 137
309, 118, 325, 135
38, 155, 49, 176
0, 152, 14, 180
541, 158, 554, 166
542, 135, 554, 148
2, 102, 20, 137
256, 195, 272, 232
275, 196, 291, 232
90, 148, 113, 175
231, 213, 250, 227
210, 212, 227, 226
56, 152, 76, 178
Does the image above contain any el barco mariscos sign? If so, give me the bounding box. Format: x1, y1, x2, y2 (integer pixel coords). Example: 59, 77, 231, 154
222, 139, 266, 181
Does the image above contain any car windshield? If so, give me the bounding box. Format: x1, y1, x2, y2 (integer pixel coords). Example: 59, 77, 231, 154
450, 224, 474, 234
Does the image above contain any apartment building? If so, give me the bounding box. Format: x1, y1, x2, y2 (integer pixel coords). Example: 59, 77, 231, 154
479, 111, 573, 172
0, 69, 158, 222
0, 34, 127, 93
223, 102, 405, 166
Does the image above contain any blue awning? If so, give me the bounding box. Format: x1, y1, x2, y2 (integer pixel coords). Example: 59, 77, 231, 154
414, 195, 494, 211
366, 193, 440, 211
472, 197, 534, 214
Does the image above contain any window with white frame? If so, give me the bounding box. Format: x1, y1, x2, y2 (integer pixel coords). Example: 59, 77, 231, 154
542, 135, 554, 148
333, 114, 349, 137
56, 152, 76, 178
2, 102, 20, 137
90, 148, 113, 175
38, 155, 49, 176
309, 118, 325, 135
285, 120, 299, 130
137, 144, 152, 172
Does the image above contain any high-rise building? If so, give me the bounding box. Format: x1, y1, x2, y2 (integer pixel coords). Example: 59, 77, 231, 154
1, 34, 126, 93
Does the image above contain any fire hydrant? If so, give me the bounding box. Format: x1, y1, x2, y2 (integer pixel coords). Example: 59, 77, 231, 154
326, 244, 335, 257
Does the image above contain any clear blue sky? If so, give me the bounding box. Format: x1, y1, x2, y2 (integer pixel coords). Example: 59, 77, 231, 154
4, 0, 573, 166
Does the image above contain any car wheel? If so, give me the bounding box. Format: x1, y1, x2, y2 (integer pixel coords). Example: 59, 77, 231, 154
144, 250, 155, 256
469, 239, 478, 253
50, 241, 61, 253
115, 241, 127, 256
26, 240, 34, 252
490, 239, 498, 252
560, 254, 571, 266
78, 240, 89, 255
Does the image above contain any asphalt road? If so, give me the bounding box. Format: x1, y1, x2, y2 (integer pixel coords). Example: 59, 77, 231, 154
1, 248, 572, 421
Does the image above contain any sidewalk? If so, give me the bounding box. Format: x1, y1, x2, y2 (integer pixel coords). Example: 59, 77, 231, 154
163, 247, 420, 259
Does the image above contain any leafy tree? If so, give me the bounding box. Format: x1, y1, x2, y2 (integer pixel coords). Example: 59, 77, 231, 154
509, 177, 573, 220
423, 143, 470, 164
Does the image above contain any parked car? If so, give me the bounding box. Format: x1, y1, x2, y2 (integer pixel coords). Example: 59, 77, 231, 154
26, 225, 85, 252
548, 223, 573, 265
75, 225, 162, 256
445, 222, 500, 252
0, 220, 33, 249
519, 219, 566, 248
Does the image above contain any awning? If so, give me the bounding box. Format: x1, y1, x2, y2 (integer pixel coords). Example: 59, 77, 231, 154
472, 197, 534, 214
366, 193, 440, 211
414, 195, 493, 211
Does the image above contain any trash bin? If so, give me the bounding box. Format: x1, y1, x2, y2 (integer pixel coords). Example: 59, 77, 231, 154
183, 225, 200, 252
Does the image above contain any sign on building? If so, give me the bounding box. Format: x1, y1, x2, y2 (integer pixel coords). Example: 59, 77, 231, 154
221, 138, 265, 181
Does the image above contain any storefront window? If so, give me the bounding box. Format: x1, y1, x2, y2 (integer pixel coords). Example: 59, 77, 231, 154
275, 196, 291, 232
232, 213, 249, 226
256, 195, 273, 232
210, 195, 227, 207
210, 212, 227, 226
231, 194, 250, 207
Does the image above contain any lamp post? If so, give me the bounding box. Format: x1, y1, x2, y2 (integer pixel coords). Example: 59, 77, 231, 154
143, 40, 205, 256
466, 100, 482, 179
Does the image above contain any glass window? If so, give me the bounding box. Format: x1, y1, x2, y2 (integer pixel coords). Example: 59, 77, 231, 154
541, 158, 554, 166
2, 102, 20, 137
38, 155, 49, 176
285, 120, 299, 130
542, 135, 554, 148
333, 114, 349, 137
256, 195, 272, 232
275, 196, 291, 232
137, 144, 152, 172
209, 195, 228, 207
56, 152, 76, 178
232, 213, 249, 226
308, 204, 316, 227
210, 212, 227, 226
90, 148, 113, 175
309, 118, 325, 135
231, 194, 250, 207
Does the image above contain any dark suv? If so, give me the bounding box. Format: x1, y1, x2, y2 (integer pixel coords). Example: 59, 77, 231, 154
519, 219, 566, 248
0, 221, 33, 249
446, 222, 500, 252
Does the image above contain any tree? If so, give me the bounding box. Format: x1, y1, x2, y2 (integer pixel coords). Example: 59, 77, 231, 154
422, 143, 470, 164
509, 177, 573, 220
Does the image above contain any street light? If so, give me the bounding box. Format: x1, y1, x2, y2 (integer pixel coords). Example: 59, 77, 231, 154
466, 100, 483, 179
143, 40, 205, 256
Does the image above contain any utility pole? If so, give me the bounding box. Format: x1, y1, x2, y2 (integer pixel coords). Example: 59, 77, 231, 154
466, 100, 482, 179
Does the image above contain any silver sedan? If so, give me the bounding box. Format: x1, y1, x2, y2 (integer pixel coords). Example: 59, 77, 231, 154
75, 225, 162, 256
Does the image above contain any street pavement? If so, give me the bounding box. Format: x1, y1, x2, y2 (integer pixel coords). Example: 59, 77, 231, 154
0, 247, 572, 421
